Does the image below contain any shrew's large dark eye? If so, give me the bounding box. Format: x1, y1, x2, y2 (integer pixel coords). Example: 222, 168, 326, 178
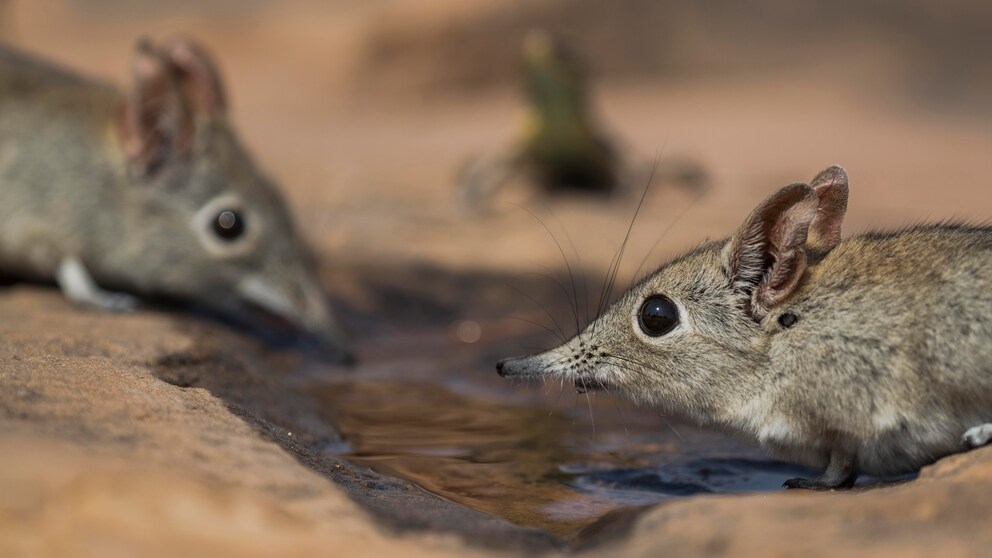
212, 209, 245, 241
638, 295, 679, 337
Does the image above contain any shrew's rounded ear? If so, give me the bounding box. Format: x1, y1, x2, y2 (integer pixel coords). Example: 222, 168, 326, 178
162, 37, 227, 116
807, 165, 849, 253
119, 38, 227, 177
120, 38, 194, 176
723, 183, 819, 321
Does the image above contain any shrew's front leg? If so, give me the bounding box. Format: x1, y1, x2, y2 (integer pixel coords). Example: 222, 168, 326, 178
784, 449, 857, 490
56, 257, 139, 312
961, 423, 992, 449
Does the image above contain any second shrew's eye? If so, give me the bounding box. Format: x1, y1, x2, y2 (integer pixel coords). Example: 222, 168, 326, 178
638, 295, 679, 337
212, 209, 246, 241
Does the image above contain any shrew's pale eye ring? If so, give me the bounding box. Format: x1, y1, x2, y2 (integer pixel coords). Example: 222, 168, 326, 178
213, 209, 246, 241
192, 194, 259, 258
638, 295, 679, 337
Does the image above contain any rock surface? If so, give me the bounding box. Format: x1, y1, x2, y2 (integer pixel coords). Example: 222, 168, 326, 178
0, 307, 426, 558
596, 452, 992, 557
0, 287, 539, 557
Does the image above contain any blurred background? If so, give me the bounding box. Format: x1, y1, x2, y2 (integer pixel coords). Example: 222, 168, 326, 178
5, 0, 991, 278
3, 0, 992, 543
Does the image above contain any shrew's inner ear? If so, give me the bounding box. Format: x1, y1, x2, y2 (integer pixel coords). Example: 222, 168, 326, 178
723, 182, 819, 320
120, 39, 194, 176
119, 38, 227, 177
162, 38, 228, 116
807, 165, 849, 253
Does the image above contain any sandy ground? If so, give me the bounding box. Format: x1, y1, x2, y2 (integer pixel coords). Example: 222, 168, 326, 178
3, 0, 992, 556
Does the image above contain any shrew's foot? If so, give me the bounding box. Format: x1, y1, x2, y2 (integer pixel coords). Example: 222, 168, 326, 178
783, 475, 856, 490
784, 449, 857, 490
961, 424, 992, 449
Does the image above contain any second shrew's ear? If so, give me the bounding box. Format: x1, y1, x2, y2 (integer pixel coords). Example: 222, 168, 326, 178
723, 182, 819, 320
161, 37, 227, 116
120, 39, 194, 176
807, 165, 849, 253
120, 38, 227, 177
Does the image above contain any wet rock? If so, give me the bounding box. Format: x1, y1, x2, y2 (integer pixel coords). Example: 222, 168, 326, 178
0, 287, 552, 557
592, 447, 992, 557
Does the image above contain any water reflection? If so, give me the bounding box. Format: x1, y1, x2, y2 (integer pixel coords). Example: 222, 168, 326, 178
306, 266, 862, 538
310, 375, 810, 537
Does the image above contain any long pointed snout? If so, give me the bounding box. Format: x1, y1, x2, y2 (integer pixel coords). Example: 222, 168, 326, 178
498, 340, 613, 393
496, 346, 562, 379
296, 277, 355, 364
237, 274, 354, 364
495, 357, 515, 376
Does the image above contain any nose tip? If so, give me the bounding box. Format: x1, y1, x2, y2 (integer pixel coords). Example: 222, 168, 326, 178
496, 358, 507, 376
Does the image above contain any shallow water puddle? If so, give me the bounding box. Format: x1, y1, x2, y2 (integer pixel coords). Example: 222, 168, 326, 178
306, 349, 812, 539
305, 270, 814, 539
166, 264, 908, 543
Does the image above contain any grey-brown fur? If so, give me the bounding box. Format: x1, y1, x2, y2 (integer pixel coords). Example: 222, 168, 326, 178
498, 166, 992, 488
0, 41, 351, 361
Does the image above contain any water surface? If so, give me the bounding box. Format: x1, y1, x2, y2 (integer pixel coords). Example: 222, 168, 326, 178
302, 281, 813, 539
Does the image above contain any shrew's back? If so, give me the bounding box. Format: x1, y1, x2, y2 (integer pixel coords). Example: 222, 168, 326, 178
0, 45, 124, 279
771, 225, 992, 474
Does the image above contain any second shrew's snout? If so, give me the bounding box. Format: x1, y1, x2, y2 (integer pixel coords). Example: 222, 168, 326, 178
495, 358, 510, 377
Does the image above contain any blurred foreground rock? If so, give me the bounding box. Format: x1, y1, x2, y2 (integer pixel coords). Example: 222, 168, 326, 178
0, 287, 515, 558
597, 452, 992, 558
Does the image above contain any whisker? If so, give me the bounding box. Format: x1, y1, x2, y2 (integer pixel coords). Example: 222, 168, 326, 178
664, 417, 684, 440
592, 247, 623, 338
537, 200, 592, 329
600, 353, 669, 385
599, 157, 658, 318
585, 391, 597, 437
601, 383, 632, 439
631, 182, 710, 285
473, 275, 570, 342
592, 152, 662, 338
503, 381, 520, 401
514, 270, 580, 340
550, 378, 568, 412
511, 203, 582, 336
491, 315, 566, 343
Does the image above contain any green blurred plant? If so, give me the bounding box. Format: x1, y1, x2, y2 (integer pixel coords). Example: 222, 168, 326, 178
460, 30, 618, 206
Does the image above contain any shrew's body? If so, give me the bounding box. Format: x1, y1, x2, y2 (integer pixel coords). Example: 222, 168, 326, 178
499, 167, 992, 488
